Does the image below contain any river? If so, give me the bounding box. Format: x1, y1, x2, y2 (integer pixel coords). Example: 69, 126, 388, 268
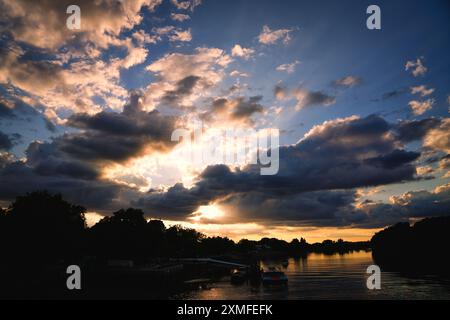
175, 251, 450, 300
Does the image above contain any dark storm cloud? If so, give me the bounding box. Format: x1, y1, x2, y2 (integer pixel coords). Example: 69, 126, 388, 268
218, 190, 357, 226
55, 133, 151, 162
0, 134, 139, 210
0, 159, 125, 209
25, 141, 99, 180
137, 115, 432, 224
364, 150, 420, 170
0, 92, 177, 210
394, 118, 442, 143
66, 92, 177, 162
136, 183, 213, 219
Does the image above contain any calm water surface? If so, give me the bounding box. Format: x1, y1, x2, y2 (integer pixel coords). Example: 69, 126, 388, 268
177, 251, 450, 300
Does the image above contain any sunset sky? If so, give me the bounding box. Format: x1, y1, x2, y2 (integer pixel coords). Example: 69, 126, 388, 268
0, 0, 449, 242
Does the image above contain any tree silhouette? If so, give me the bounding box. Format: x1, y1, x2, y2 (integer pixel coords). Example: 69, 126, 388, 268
89, 208, 149, 260
6, 191, 86, 263
200, 236, 235, 255
147, 219, 166, 257
371, 217, 450, 274
166, 225, 204, 257
0, 192, 87, 298
0, 207, 8, 254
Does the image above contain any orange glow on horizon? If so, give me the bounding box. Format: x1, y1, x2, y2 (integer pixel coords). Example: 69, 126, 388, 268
84, 212, 381, 243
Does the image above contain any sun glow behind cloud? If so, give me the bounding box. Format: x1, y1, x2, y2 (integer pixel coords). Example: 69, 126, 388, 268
101, 120, 272, 191
190, 204, 225, 222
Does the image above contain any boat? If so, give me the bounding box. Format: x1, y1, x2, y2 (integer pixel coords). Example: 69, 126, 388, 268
261, 268, 288, 286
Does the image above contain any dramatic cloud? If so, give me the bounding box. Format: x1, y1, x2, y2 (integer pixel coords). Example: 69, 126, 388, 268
0, 0, 448, 237
25, 141, 100, 181
275, 84, 336, 110
405, 58, 428, 77
0, 158, 127, 210
390, 184, 450, 218
145, 47, 232, 109
394, 118, 442, 143
356, 183, 450, 228
0, 1, 179, 122
5, 91, 177, 193
0, 44, 65, 96
64, 92, 178, 162
0, 91, 182, 210
0, 0, 162, 50
137, 115, 431, 226
0, 40, 129, 121
258, 25, 293, 45
0, 136, 132, 211
146, 47, 231, 83
276, 60, 300, 74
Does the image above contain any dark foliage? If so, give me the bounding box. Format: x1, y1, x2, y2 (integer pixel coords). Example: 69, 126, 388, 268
3, 191, 86, 263
371, 216, 450, 275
